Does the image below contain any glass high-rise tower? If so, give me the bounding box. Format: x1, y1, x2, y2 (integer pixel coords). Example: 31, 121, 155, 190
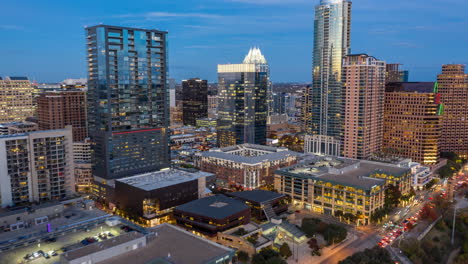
217, 47, 269, 147
308, 0, 352, 155
86, 25, 170, 180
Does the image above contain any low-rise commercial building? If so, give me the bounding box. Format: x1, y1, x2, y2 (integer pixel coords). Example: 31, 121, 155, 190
62, 223, 235, 264
111, 169, 214, 226
174, 194, 250, 236
216, 223, 273, 256
61, 231, 146, 264
195, 144, 301, 189
274, 156, 413, 225
226, 190, 288, 221
0, 202, 64, 232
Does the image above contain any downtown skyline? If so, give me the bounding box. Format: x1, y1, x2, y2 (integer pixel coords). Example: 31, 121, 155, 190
0, 0, 467, 83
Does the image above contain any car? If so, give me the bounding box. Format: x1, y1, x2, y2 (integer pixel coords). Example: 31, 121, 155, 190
43, 252, 50, 259
48, 250, 58, 256
81, 239, 89, 245
45, 237, 57, 243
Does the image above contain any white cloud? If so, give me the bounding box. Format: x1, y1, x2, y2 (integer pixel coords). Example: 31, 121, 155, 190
0, 25, 24, 30
114, 12, 224, 20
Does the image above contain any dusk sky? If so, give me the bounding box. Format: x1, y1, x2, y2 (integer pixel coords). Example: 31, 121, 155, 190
0, 0, 467, 83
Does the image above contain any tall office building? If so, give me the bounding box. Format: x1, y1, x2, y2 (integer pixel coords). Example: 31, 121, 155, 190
301, 85, 312, 132
309, 0, 352, 155
342, 54, 386, 159
0, 126, 75, 208
182, 78, 208, 126
383, 82, 441, 164
86, 25, 170, 180
386, 64, 409, 83
217, 47, 269, 147
37, 89, 88, 142
437, 65, 468, 158
0, 77, 36, 123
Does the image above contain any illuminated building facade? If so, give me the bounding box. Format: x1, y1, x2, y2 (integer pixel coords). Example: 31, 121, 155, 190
74, 139, 93, 193
385, 63, 409, 83
383, 82, 441, 164
0, 77, 35, 123
182, 78, 208, 126
437, 65, 468, 158
37, 89, 88, 142
0, 126, 75, 208
86, 25, 170, 180
217, 48, 269, 147
174, 194, 250, 236
195, 144, 300, 189
342, 54, 386, 159
309, 0, 352, 154
113, 169, 214, 226
274, 156, 412, 225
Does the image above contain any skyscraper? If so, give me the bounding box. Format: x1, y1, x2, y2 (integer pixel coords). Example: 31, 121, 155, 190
0, 77, 36, 123
383, 82, 441, 164
37, 89, 88, 142
86, 25, 170, 180
437, 65, 468, 158
182, 78, 208, 126
386, 64, 409, 83
342, 54, 386, 159
309, 0, 352, 155
217, 47, 269, 147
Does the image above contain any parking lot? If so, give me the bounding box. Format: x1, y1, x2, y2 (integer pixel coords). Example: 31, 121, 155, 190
0, 224, 125, 264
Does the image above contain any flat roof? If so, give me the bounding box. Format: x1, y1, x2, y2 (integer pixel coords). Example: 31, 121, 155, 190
276, 157, 410, 191
85, 24, 167, 34
227, 190, 285, 204
386, 82, 435, 93
62, 231, 145, 261
98, 224, 234, 264
175, 195, 249, 220
199, 144, 301, 164
116, 169, 213, 191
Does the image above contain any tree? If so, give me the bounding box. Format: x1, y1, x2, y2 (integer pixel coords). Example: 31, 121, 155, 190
335, 210, 344, 221
237, 251, 250, 263
252, 249, 286, 264
385, 184, 402, 207
279, 243, 292, 259
438, 165, 454, 178
301, 218, 322, 237
338, 246, 393, 264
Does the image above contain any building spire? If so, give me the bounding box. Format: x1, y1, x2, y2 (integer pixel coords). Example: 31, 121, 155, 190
243, 47, 267, 64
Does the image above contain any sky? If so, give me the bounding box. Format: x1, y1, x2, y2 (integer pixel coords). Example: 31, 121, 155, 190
0, 0, 467, 83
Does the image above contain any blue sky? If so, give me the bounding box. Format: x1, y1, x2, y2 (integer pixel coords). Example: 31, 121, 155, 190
0, 0, 466, 83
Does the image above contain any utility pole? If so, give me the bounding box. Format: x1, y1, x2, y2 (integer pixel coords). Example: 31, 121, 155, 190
451, 206, 457, 245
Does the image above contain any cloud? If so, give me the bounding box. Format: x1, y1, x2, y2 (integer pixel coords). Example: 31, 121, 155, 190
227, 0, 310, 4
114, 12, 224, 20
0, 25, 24, 30
390, 42, 421, 49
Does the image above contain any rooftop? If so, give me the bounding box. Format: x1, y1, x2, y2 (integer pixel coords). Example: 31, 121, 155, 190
198, 144, 301, 164
277, 157, 410, 190
62, 232, 145, 261
227, 190, 286, 204
175, 195, 249, 220
98, 224, 234, 264
116, 169, 213, 191
386, 82, 436, 93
